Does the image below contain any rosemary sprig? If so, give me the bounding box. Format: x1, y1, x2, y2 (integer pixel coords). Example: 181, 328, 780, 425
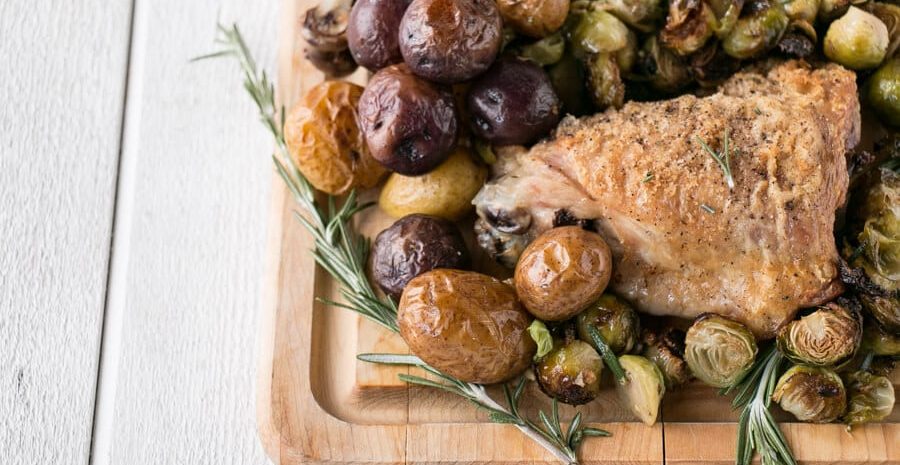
695, 130, 736, 190
204, 23, 609, 464
722, 346, 796, 465
585, 326, 625, 383
358, 353, 610, 462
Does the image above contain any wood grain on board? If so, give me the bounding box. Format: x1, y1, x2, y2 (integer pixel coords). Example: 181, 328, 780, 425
258, 0, 899, 464
0, 2, 133, 464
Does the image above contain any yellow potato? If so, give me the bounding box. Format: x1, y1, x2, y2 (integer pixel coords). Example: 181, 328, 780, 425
284, 81, 386, 195
378, 148, 487, 220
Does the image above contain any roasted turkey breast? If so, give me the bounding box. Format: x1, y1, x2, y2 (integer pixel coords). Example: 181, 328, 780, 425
473, 61, 860, 338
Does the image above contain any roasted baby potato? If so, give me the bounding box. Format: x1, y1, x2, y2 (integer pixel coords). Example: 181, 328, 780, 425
398, 270, 536, 384
369, 214, 470, 299
358, 64, 458, 175
378, 147, 487, 220
347, 0, 410, 71
399, 0, 503, 84
496, 0, 570, 38
284, 81, 386, 195
514, 226, 613, 321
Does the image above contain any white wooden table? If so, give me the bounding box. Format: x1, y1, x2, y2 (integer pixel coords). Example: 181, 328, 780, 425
1, 1, 279, 463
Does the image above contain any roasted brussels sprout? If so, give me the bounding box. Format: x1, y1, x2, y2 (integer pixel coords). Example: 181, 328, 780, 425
772, 365, 847, 423
660, 0, 717, 56
785, 0, 820, 24
592, 0, 665, 32
517, 32, 566, 66
868, 57, 900, 128
370, 214, 470, 299
497, 0, 570, 38
722, 0, 789, 59
379, 147, 487, 220
577, 294, 641, 355
358, 64, 458, 175
638, 35, 693, 94
688, 41, 740, 87
569, 10, 631, 57
515, 227, 613, 321
818, 0, 852, 22
685, 314, 758, 388
824, 7, 889, 70
615, 28, 640, 73
468, 57, 561, 146
284, 81, 385, 195
398, 269, 536, 384
616, 355, 666, 425
549, 51, 593, 116
862, 318, 900, 356
347, 0, 409, 71
641, 328, 692, 389
585, 53, 626, 110
302, 0, 351, 52
399, 0, 503, 84
844, 161, 900, 293
843, 370, 896, 427
860, 294, 900, 334
867, 2, 900, 59
534, 339, 605, 405
776, 301, 862, 368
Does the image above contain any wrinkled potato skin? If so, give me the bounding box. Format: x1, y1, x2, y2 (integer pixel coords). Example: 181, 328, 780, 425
515, 226, 613, 321
284, 81, 385, 195
497, 0, 570, 38
347, 0, 410, 71
399, 270, 537, 384
379, 148, 487, 220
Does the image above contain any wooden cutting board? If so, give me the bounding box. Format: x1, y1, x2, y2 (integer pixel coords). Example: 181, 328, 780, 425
257, 1, 900, 463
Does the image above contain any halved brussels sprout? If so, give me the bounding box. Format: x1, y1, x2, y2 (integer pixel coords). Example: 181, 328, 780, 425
843, 370, 896, 427
685, 314, 758, 388
517, 32, 567, 66
860, 293, 900, 333
585, 53, 626, 110
534, 339, 605, 405
722, 0, 789, 59
847, 162, 900, 292
616, 355, 666, 425
824, 7, 889, 70
862, 318, 900, 356
772, 365, 847, 423
776, 300, 862, 367
689, 41, 741, 88
577, 294, 641, 355
642, 328, 693, 389
569, 10, 631, 57
868, 57, 900, 128
660, 0, 717, 56
638, 35, 693, 94
866, 2, 900, 59
593, 0, 665, 32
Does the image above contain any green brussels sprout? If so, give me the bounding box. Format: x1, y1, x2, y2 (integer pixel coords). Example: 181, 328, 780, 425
860, 293, 900, 333
615, 28, 640, 73
772, 365, 847, 423
548, 50, 593, 116
639, 35, 693, 94
786, 0, 821, 23
866, 2, 900, 59
534, 339, 605, 405
722, 0, 790, 59
641, 327, 693, 389
689, 41, 741, 88
616, 355, 666, 425
707, 0, 744, 38
824, 7, 890, 70
868, 58, 900, 128
585, 53, 626, 110
577, 294, 641, 355
592, 0, 665, 32
569, 10, 631, 57
843, 370, 896, 427
847, 163, 900, 292
660, 0, 717, 56
517, 33, 566, 66
685, 314, 758, 388
776, 300, 862, 367
862, 317, 900, 356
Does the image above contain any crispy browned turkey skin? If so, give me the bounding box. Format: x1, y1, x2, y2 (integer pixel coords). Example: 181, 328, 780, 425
473, 61, 860, 338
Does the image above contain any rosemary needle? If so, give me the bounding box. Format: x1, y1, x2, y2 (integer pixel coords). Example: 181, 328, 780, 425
695, 130, 736, 190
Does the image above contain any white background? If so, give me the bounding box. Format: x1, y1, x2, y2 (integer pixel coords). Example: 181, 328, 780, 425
2, 1, 278, 463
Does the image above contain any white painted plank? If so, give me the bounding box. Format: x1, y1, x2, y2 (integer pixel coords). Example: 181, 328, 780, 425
0, 1, 133, 464
90, 1, 278, 464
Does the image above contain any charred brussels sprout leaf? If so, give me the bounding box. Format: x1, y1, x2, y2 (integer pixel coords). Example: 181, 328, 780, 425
660, 0, 717, 56
534, 339, 605, 405
868, 57, 900, 128
772, 365, 847, 423
585, 53, 626, 110
722, 0, 789, 59
529, 320, 555, 361
689, 41, 741, 87
824, 6, 889, 70
843, 370, 896, 427
642, 328, 693, 389
576, 294, 641, 355
616, 355, 666, 425
685, 314, 758, 388
776, 300, 862, 368
860, 293, 900, 333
